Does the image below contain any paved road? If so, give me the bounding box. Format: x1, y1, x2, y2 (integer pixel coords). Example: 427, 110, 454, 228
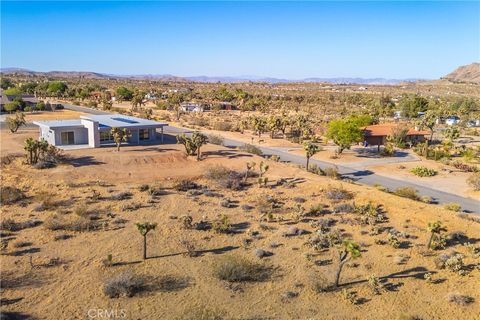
60, 105, 480, 214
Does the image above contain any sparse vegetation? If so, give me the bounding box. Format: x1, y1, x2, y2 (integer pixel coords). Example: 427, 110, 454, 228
214, 255, 270, 282
410, 166, 437, 177
135, 222, 157, 260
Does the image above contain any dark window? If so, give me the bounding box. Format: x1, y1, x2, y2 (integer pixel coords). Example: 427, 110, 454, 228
139, 129, 150, 140
100, 131, 113, 142
60, 131, 75, 145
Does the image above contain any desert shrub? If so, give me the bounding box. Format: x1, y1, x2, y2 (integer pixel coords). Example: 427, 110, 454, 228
324, 167, 340, 179
367, 275, 383, 295
174, 180, 200, 191
111, 191, 133, 200
212, 121, 233, 131
0, 219, 40, 232
212, 214, 231, 233
420, 195, 433, 204
387, 233, 401, 248
341, 289, 359, 305
308, 164, 325, 175
467, 173, 480, 191
214, 255, 270, 282
444, 253, 465, 273
204, 165, 243, 190
238, 143, 262, 156
44, 214, 98, 232
1, 186, 25, 205
325, 186, 353, 201
452, 161, 479, 173
139, 184, 150, 192
104, 271, 144, 298
443, 203, 461, 212
306, 230, 342, 250
333, 203, 355, 213
410, 166, 437, 177
208, 134, 224, 146
179, 215, 194, 229
354, 202, 387, 225
394, 187, 420, 201
447, 292, 474, 306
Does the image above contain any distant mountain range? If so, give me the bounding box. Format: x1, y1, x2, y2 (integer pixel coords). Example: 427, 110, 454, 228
0, 67, 422, 85
442, 62, 480, 84
1, 66, 465, 85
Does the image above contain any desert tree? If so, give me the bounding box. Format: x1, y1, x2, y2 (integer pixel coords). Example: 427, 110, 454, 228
24, 138, 49, 165
6, 112, 26, 133
326, 118, 363, 155
251, 116, 267, 138
418, 110, 438, 143
111, 127, 130, 151
244, 161, 256, 183
135, 222, 157, 260
335, 240, 361, 288
303, 141, 320, 171
191, 131, 208, 160
443, 126, 460, 141
427, 221, 447, 250
266, 115, 282, 139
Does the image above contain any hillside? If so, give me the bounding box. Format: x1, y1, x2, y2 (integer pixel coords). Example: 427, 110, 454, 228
443, 63, 480, 84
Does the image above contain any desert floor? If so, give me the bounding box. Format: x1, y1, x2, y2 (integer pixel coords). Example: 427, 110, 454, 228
1, 120, 479, 320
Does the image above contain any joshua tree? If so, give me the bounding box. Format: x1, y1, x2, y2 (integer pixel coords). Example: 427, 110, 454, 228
266, 115, 282, 139
259, 161, 269, 177
335, 240, 361, 288
251, 116, 267, 138
111, 127, 130, 151
244, 161, 256, 183
177, 132, 208, 160
191, 132, 208, 160
6, 112, 26, 133
135, 222, 157, 260
24, 138, 49, 165
303, 141, 320, 171
427, 221, 447, 250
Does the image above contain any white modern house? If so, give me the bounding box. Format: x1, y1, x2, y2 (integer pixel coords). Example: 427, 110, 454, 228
33, 114, 167, 149
180, 102, 204, 112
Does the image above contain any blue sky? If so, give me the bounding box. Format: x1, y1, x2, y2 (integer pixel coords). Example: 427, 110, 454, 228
1, 1, 479, 79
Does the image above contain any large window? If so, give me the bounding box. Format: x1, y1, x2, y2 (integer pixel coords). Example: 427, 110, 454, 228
60, 131, 74, 145
139, 129, 150, 141
100, 131, 114, 142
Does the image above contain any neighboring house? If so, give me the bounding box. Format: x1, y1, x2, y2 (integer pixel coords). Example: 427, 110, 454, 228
363, 124, 429, 151
466, 119, 480, 128
445, 116, 460, 126
33, 114, 167, 149
0, 91, 38, 112
145, 92, 158, 100
180, 102, 204, 112
393, 111, 402, 119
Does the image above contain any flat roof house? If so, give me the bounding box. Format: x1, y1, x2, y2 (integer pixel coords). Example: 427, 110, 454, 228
33, 114, 167, 149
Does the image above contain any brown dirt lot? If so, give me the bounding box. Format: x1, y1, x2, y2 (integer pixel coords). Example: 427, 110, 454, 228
1, 128, 479, 320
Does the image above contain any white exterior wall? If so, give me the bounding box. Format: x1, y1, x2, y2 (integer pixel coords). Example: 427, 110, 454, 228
54, 127, 89, 145
81, 119, 100, 148
38, 126, 56, 145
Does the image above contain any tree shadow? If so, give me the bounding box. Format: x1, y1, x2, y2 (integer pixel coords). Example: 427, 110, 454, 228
67, 156, 105, 167
8, 248, 41, 256
123, 147, 177, 153
341, 266, 430, 287
202, 150, 253, 159
0, 312, 35, 320
148, 245, 240, 260
0, 297, 23, 305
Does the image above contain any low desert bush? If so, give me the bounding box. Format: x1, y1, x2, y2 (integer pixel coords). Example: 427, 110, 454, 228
324, 167, 340, 179
204, 165, 243, 190
173, 180, 200, 191
354, 203, 387, 225
443, 203, 461, 212
212, 214, 231, 233
1, 186, 25, 205
104, 271, 144, 298
208, 134, 224, 146
394, 187, 420, 201
110, 191, 133, 201
333, 203, 355, 213
214, 255, 270, 282
308, 164, 325, 176
467, 173, 480, 191
325, 186, 353, 201
212, 121, 233, 132
410, 166, 437, 177
447, 292, 474, 306
238, 143, 262, 156
44, 214, 98, 232
0, 219, 39, 232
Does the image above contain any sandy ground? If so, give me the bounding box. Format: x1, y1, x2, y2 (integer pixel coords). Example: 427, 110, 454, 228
1, 125, 480, 320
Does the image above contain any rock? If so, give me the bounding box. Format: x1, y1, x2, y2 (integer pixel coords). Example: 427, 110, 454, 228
254, 248, 271, 258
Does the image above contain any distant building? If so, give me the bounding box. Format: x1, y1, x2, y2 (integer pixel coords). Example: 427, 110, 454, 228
393, 111, 402, 119
445, 116, 460, 126
180, 102, 204, 112
363, 124, 429, 151
0, 91, 38, 112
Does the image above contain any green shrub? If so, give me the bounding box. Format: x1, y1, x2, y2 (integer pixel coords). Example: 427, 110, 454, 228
410, 166, 437, 177
208, 134, 224, 146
